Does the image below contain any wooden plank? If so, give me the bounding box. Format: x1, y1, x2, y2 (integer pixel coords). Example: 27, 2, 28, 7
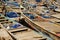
51, 14, 60, 19
0, 6, 3, 8
9, 17, 20, 21
21, 1, 60, 39
0, 29, 13, 40
9, 28, 28, 32
12, 9, 21, 13
0, 19, 7, 20
0, 26, 13, 40
46, 18, 60, 23
22, 12, 60, 40
0, 17, 5, 19
11, 28, 46, 40
55, 9, 60, 12
0, 8, 2, 13
0, 23, 17, 40
33, 21, 60, 32
22, 7, 60, 33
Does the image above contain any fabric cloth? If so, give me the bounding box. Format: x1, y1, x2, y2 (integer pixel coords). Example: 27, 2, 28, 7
7, 2, 20, 7
11, 23, 21, 28
6, 12, 19, 18
35, 0, 42, 2
24, 13, 35, 19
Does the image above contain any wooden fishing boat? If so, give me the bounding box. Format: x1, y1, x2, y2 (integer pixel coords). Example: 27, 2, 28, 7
21, 1, 60, 39
9, 27, 47, 40
0, 24, 15, 40
51, 13, 60, 19
0, 8, 2, 13
21, 1, 60, 40
34, 6, 60, 26
0, 13, 47, 40
5, 4, 24, 21
50, 13, 60, 25
22, 12, 60, 40
20, 0, 60, 22
25, 1, 60, 26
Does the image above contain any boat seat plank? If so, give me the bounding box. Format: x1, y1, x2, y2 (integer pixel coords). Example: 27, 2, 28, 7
0, 19, 8, 22
0, 19, 8, 20
51, 14, 60, 19
12, 9, 21, 13
0, 8, 2, 13
33, 21, 60, 32
46, 18, 60, 23
0, 28, 13, 40
12, 29, 46, 40
9, 17, 20, 21
0, 17, 5, 19
0, 21, 12, 24
9, 28, 28, 32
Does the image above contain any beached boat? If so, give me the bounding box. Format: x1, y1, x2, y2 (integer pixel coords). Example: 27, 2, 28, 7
21, 0, 60, 21
4, 3, 24, 21
0, 13, 47, 40
21, 1, 60, 39
24, 1, 60, 26
33, 5, 60, 26
22, 12, 60, 40
0, 24, 14, 40
9, 27, 47, 40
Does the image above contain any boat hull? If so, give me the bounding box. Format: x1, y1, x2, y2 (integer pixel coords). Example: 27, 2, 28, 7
22, 13, 60, 40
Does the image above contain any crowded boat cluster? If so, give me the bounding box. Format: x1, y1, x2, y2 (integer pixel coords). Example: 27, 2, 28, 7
0, 0, 60, 40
